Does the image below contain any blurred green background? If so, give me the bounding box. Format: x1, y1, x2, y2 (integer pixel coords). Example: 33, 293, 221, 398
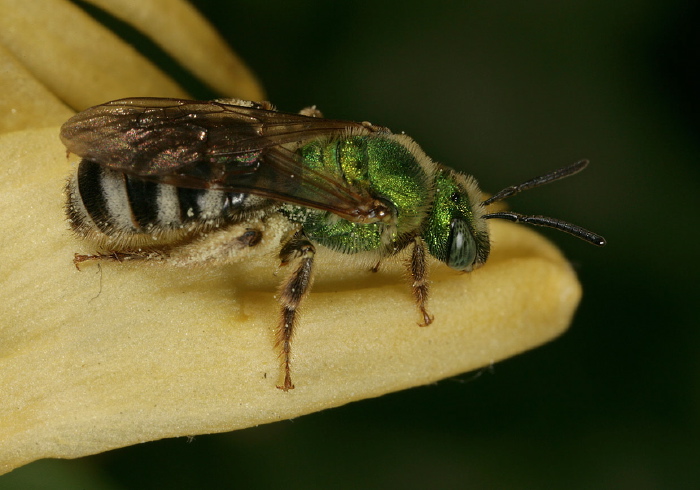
5, 0, 699, 488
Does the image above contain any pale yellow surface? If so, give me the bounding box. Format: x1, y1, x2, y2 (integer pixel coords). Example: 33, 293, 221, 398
0, 0, 189, 112
0, 0, 261, 130
0, 0, 263, 115
83, 0, 265, 101
0, 0, 581, 475
0, 128, 581, 473
0, 44, 73, 132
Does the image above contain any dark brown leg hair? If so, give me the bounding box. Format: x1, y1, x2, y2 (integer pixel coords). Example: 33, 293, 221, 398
409, 237, 433, 326
276, 231, 316, 391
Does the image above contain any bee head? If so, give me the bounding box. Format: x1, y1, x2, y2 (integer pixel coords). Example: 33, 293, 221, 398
422, 168, 490, 272
423, 160, 606, 272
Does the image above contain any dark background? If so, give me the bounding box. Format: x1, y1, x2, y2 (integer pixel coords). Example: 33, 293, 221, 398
6, 1, 699, 488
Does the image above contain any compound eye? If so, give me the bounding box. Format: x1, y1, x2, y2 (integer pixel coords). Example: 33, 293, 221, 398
447, 219, 477, 271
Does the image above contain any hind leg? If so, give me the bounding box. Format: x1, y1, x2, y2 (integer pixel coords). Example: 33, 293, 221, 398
276, 230, 316, 391
72, 250, 162, 270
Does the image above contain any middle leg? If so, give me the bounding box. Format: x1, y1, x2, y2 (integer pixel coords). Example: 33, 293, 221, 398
408, 237, 433, 326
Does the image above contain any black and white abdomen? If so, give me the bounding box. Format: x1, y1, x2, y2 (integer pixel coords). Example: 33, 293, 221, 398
66, 159, 269, 249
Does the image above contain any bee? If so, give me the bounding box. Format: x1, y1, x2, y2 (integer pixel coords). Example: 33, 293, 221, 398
60, 97, 605, 391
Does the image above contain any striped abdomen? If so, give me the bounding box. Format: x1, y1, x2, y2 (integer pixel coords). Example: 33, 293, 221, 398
66, 159, 267, 247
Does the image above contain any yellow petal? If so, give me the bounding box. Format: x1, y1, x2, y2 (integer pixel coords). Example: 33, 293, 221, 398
82, 0, 265, 101
0, 127, 581, 473
0, 44, 73, 132
0, 0, 187, 111
0, 0, 263, 116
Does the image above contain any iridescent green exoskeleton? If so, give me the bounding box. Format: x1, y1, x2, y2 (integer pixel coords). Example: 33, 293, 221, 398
61, 98, 606, 391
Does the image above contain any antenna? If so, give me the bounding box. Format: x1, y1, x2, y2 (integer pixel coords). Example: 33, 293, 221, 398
481, 160, 606, 246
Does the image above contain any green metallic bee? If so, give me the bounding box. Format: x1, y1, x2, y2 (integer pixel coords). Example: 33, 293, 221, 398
61, 97, 605, 390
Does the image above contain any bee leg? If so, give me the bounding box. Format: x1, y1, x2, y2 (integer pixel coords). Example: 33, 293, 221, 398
409, 237, 434, 327
73, 250, 161, 270
276, 231, 316, 391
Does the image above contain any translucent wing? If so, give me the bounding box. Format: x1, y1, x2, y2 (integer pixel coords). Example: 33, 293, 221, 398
60, 98, 391, 223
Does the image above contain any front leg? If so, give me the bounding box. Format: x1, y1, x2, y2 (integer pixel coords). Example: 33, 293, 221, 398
276, 231, 316, 391
409, 237, 434, 326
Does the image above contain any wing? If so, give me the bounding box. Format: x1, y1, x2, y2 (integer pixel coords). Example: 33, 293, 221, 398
60, 97, 391, 223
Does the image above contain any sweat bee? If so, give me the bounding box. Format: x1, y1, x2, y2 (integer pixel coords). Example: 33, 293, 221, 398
60, 97, 606, 391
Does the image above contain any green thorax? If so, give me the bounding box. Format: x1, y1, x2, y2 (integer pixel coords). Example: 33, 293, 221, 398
289, 134, 431, 254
